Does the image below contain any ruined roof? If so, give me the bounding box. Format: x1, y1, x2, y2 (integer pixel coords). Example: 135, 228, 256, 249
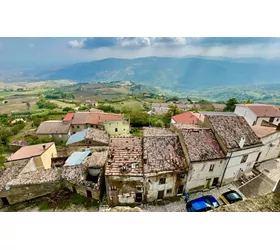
83, 150, 108, 168
251, 126, 278, 138
143, 127, 176, 137
8, 142, 54, 161
66, 129, 88, 145
36, 120, 71, 135
172, 112, 203, 124
106, 137, 143, 176
207, 115, 262, 150
7, 168, 62, 187
181, 128, 225, 162
86, 112, 123, 125
172, 123, 203, 130
64, 151, 91, 166
0, 159, 30, 192
85, 128, 109, 144
63, 112, 75, 122
143, 129, 187, 175
236, 104, 280, 117
62, 165, 85, 184
214, 192, 280, 212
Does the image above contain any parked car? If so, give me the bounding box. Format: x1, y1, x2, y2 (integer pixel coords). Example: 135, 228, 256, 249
219, 190, 243, 205
186, 195, 220, 212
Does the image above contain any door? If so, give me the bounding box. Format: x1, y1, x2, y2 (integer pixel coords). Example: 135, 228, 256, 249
135, 193, 143, 203
1, 197, 9, 206
86, 190, 92, 198
212, 177, 219, 187
177, 185, 184, 195
157, 190, 164, 200
205, 178, 211, 189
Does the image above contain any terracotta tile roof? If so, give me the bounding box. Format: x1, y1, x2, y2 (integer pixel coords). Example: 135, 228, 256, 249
71, 112, 88, 125
36, 120, 71, 135
143, 127, 176, 137
172, 123, 204, 130
143, 128, 187, 175
8, 142, 54, 161
251, 126, 278, 138
83, 150, 108, 168
106, 137, 143, 176
207, 115, 262, 150
172, 112, 204, 124
180, 128, 225, 162
237, 104, 280, 117
86, 112, 123, 125
63, 112, 75, 122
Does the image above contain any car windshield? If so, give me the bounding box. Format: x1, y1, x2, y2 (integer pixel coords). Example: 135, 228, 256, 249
227, 192, 242, 201
204, 197, 213, 206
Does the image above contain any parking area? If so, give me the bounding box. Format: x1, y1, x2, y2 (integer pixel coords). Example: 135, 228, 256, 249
141, 183, 245, 212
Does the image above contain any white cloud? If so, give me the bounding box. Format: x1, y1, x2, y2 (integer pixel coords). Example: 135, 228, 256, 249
68, 39, 84, 48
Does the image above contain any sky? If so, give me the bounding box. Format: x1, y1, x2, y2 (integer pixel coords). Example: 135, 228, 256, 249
1, 37, 280, 67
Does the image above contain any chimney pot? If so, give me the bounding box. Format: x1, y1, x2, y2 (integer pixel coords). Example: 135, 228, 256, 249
42, 144, 46, 150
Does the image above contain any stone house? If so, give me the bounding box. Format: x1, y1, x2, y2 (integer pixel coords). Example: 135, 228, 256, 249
142, 127, 188, 202
84, 100, 98, 107
6, 142, 57, 170
203, 115, 263, 184
66, 128, 109, 155
105, 137, 144, 206
36, 120, 72, 143
171, 124, 227, 191
64, 111, 130, 136
251, 125, 280, 163
234, 104, 280, 126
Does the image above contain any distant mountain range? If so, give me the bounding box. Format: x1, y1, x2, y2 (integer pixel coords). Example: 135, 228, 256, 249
25, 56, 280, 91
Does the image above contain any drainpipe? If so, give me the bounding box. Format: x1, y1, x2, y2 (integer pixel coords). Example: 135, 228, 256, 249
219, 152, 233, 187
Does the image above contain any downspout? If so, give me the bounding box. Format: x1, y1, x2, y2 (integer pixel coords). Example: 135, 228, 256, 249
219, 152, 232, 187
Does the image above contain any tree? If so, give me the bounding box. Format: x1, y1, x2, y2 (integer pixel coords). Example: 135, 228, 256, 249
63, 107, 75, 112
168, 105, 181, 116
240, 99, 254, 104
129, 111, 150, 127
224, 98, 239, 112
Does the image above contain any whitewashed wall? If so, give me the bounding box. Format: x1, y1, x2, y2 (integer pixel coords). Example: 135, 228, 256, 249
234, 106, 257, 125
258, 132, 280, 162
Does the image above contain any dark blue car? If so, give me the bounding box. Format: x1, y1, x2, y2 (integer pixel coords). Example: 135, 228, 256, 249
186, 195, 220, 212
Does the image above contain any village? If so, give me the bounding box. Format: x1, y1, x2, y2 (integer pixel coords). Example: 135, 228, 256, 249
1, 99, 280, 212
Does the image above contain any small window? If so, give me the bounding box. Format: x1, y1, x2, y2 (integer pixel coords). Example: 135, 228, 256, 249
136, 186, 142, 191
88, 141, 92, 144
115, 128, 118, 132
159, 178, 166, 185
209, 164, 215, 172
241, 155, 248, 163
77, 126, 80, 129
269, 117, 274, 122
91, 125, 93, 128
167, 189, 172, 194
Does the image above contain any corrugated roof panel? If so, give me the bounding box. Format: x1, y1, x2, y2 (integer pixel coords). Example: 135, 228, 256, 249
66, 129, 87, 145
64, 151, 91, 166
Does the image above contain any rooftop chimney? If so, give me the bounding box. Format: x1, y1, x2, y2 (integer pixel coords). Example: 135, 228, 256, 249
239, 137, 245, 149
42, 144, 46, 150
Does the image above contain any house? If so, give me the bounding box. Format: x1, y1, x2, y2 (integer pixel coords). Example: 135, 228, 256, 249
203, 115, 263, 184
212, 103, 226, 111
62, 150, 108, 201
143, 93, 151, 98
84, 100, 98, 107
151, 103, 170, 114
66, 111, 130, 136
66, 128, 109, 155
36, 120, 72, 142
171, 124, 227, 191
234, 104, 280, 126
0, 158, 61, 207
251, 125, 280, 163
143, 127, 187, 202
171, 111, 204, 125
105, 137, 144, 206
6, 142, 57, 170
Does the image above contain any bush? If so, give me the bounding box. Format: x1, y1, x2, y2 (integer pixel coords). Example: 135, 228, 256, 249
63, 107, 75, 112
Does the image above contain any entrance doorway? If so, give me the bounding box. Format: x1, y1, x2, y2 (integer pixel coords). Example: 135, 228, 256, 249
177, 185, 184, 195
1, 197, 9, 206
212, 177, 219, 187
157, 190, 164, 200
205, 178, 211, 189
135, 193, 143, 202
86, 190, 92, 198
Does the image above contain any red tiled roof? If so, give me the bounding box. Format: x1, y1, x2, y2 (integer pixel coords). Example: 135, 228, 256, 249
172, 112, 204, 124
86, 112, 123, 125
237, 104, 280, 117
63, 112, 75, 122
251, 125, 277, 138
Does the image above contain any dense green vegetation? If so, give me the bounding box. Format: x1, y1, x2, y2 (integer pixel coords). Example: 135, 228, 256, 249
45, 90, 75, 100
